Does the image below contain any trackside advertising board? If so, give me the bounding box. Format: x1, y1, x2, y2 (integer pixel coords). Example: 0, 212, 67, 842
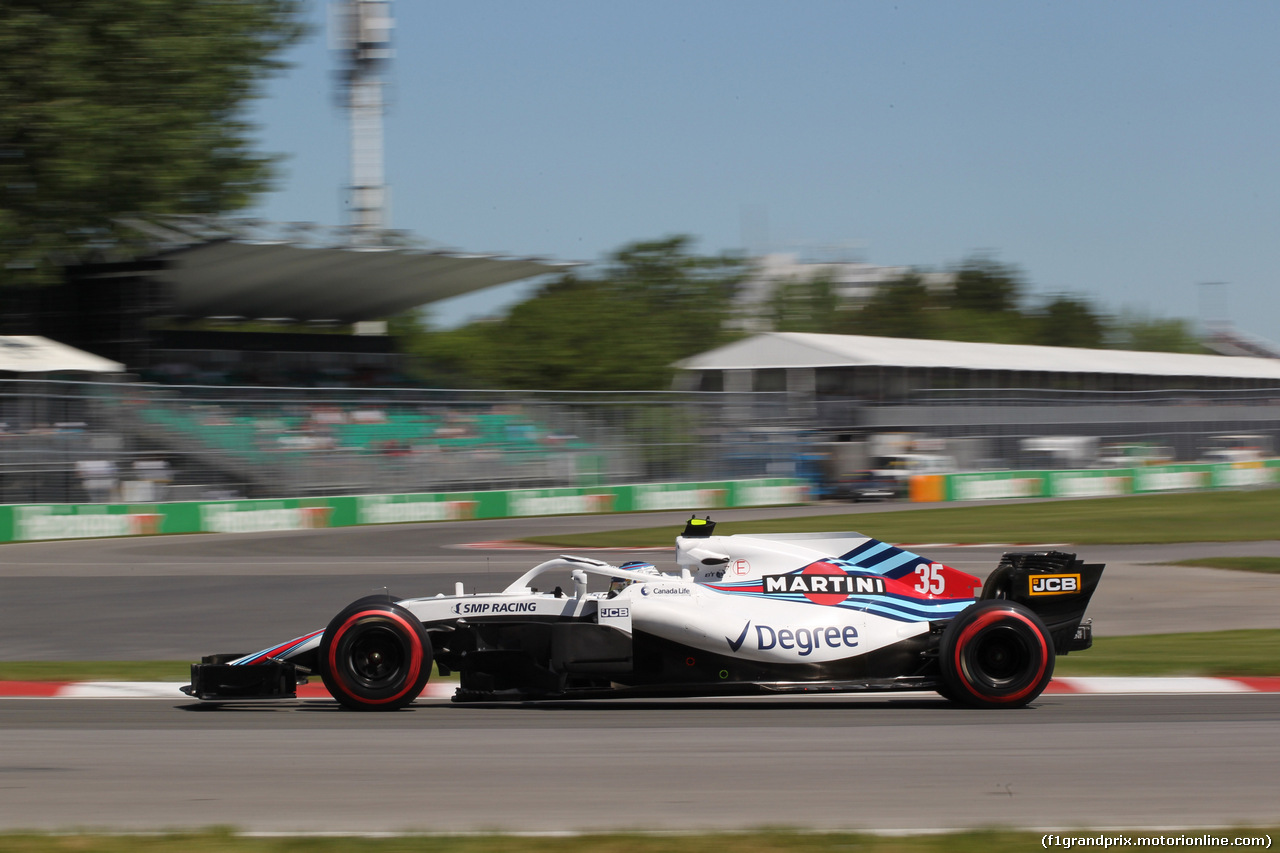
916, 459, 1280, 502
0, 478, 808, 543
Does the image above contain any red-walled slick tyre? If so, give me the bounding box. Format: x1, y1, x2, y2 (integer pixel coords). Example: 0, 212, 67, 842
939, 599, 1054, 709
319, 599, 432, 711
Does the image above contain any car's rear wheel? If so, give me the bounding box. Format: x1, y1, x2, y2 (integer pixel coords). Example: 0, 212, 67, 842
319, 599, 432, 711
939, 600, 1054, 709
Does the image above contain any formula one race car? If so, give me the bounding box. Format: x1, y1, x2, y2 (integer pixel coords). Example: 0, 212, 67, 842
184, 517, 1104, 710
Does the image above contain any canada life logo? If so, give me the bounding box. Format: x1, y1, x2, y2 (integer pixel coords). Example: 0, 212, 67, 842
1029, 573, 1081, 596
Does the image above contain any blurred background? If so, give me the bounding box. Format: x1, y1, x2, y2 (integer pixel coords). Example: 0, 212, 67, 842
3, 0, 1279, 508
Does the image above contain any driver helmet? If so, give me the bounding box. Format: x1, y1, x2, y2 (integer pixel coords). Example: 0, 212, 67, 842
609, 561, 658, 597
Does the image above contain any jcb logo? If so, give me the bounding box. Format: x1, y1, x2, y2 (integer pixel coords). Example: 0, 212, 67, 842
1029, 574, 1081, 596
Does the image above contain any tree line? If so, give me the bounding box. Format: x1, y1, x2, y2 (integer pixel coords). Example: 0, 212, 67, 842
767, 255, 1203, 354
0, 0, 304, 286
1, 2, 1205, 393
390, 236, 746, 391
392, 242, 1204, 391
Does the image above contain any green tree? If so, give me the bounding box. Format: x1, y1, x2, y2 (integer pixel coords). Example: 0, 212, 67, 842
397, 237, 747, 390
932, 308, 1033, 345
840, 256, 1034, 343
1107, 312, 1206, 353
840, 273, 937, 339
1030, 295, 1106, 348
598, 236, 744, 362
948, 255, 1025, 314
769, 274, 842, 333
0, 0, 305, 285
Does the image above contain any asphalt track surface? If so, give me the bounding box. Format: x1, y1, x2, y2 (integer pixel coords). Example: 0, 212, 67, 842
2, 502, 1279, 832
0, 694, 1277, 833
3, 502, 1280, 659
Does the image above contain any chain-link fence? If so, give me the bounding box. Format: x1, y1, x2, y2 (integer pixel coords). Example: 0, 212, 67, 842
1, 379, 802, 503
3, 377, 1279, 504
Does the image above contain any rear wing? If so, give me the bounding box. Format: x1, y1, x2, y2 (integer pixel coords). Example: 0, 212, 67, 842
981, 551, 1105, 653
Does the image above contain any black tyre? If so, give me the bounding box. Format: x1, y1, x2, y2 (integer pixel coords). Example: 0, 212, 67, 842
939, 599, 1054, 709
319, 599, 432, 711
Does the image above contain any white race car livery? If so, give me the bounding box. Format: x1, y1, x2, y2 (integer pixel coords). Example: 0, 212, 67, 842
185, 517, 1103, 710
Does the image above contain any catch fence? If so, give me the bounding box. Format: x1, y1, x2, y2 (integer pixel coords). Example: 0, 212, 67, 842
2, 377, 1279, 504
0, 379, 800, 503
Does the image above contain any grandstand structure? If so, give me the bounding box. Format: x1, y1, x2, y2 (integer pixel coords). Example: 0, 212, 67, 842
676, 332, 1280, 469
126, 387, 605, 499
3, 216, 573, 381
0, 213, 587, 502
0, 376, 799, 504
10, 326, 1280, 504
6, 327, 1280, 503
678, 332, 1280, 397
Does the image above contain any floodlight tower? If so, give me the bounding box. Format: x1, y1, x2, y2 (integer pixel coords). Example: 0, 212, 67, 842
334, 0, 393, 244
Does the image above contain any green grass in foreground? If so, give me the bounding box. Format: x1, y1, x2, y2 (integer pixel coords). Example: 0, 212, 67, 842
523, 489, 1280, 547
1053, 629, 1280, 677
0, 661, 190, 682
1173, 557, 1280, 574
0, 830, 1276, 853
5, 630, 1278, 681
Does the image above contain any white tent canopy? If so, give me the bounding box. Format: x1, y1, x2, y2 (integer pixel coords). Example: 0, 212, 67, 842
0, 336, 124, 374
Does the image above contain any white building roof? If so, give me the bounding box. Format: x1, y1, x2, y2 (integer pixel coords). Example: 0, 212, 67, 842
676, 332, 1280, 381
0, 336, 124, 374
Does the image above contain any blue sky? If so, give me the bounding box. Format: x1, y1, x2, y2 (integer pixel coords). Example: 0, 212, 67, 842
247, 1, 1280, 339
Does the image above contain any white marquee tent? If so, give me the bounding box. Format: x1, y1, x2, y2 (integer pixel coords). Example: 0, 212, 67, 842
0, 336, 124, 374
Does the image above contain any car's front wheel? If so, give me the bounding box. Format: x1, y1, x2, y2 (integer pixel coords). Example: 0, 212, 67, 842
939, 600, 1054, 709
319, 599, 433, 711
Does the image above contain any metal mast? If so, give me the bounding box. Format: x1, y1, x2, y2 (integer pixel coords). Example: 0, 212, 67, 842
334, 0, 393, 244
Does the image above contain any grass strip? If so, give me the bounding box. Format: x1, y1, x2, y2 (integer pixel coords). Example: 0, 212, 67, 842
4, 631, 1278, 682
0, 830, 1276, 853
1171, 557, 1280, 574
0, 661, 191, 682
1054, 630, 1280, 677
522, 489, 1280, 548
